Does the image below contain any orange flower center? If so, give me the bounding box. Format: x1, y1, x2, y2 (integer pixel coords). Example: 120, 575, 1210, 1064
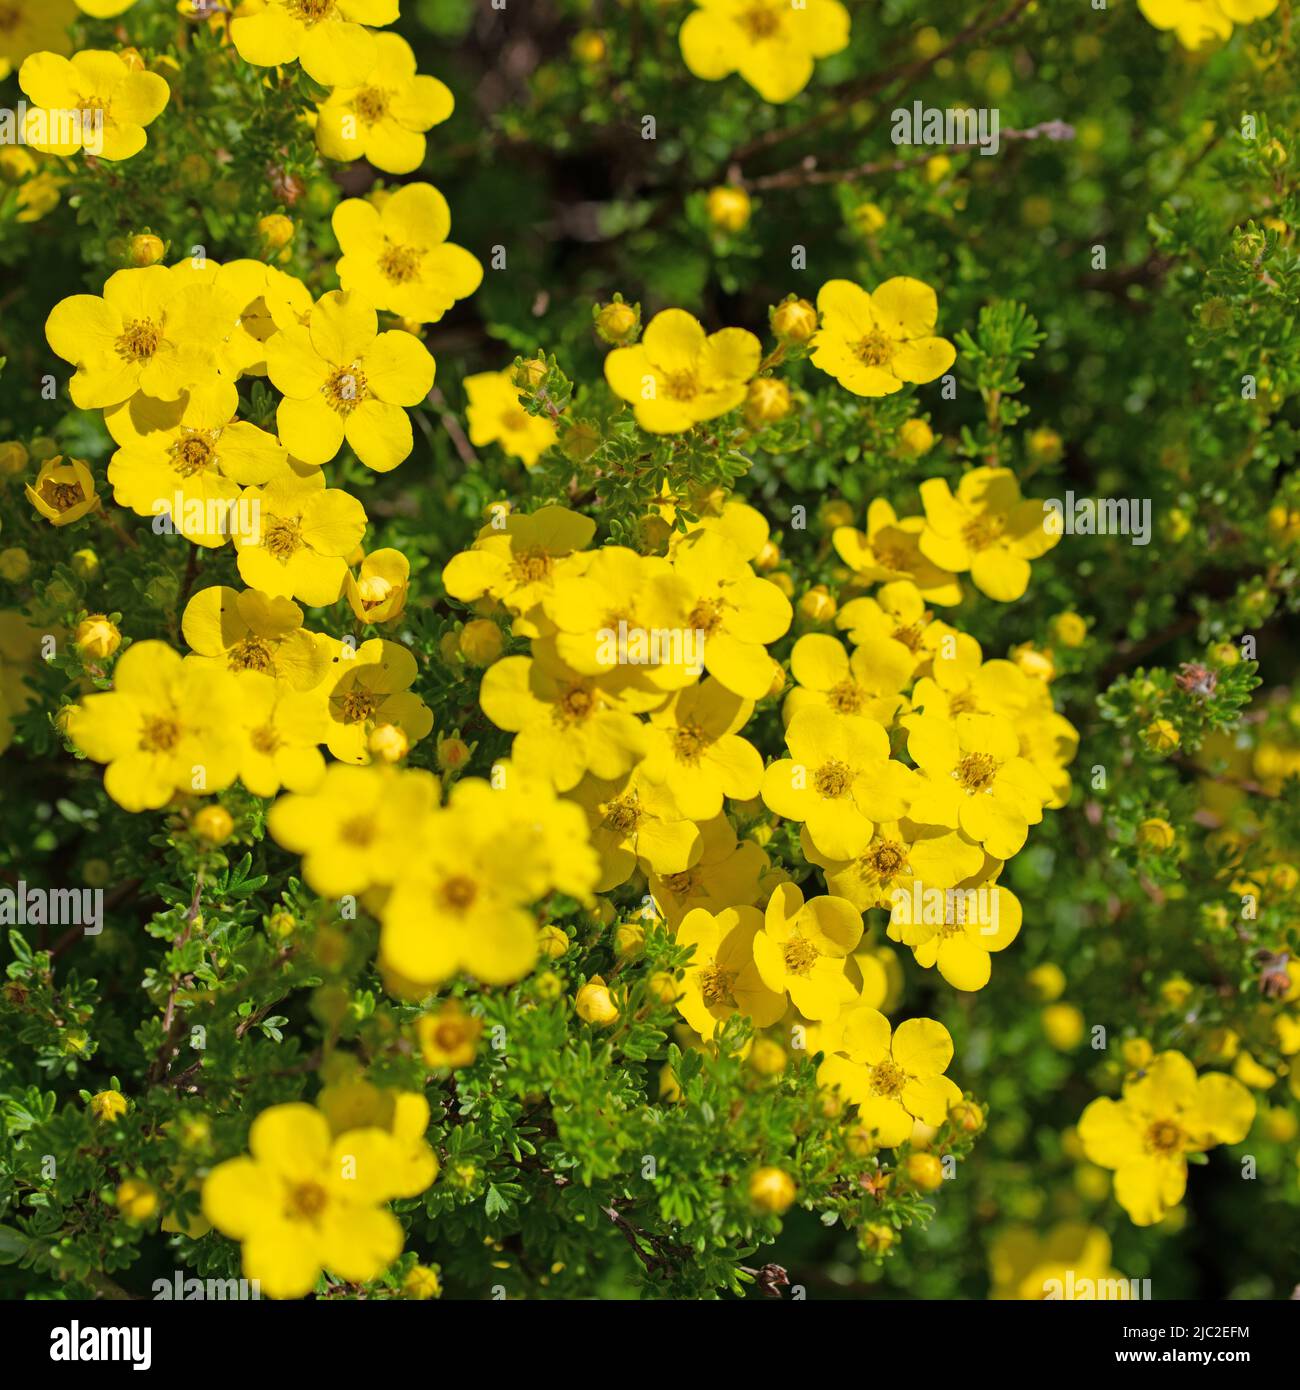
739, 6, 779, 39
962, 514, 1005, 552
827, 679, 864, 714
699, 963, 737, 1007
783, 935, 820, 976
558, 685, 596, 721
815, 758, 854, 799
169, 431, 216, 476
869, 1060, 906, 1097
379, 243, 423, 284
139, 716, 180, 752
287, 0, 335, 24
663, 370, 699, 401
250, 724, 280, 754
855, 330, 896, 368
339, 686, 380, 723
672, 722, 711, 764
601, 793, 642, 834
1146, 1119, 1185, 1155
867, 839, 907, 880
687, 598, 727, 636
322, 363, 368, 413
229, 636, 275, 673
439, 875, 478, 912
339, 815, 375, 846
42, 480, 85, 511
511, 547, 552, 583
286, 1180, 329, 1221
263, 514, 304, 560
956, 751, 998, 793
116, 318, 161, 363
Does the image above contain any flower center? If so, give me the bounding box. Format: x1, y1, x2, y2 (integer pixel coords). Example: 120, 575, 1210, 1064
739, 5, 779, 39
892, 620, 926, 652
698, 963, 737, 1008
139, 716, 180, 752
251, 724, 280, 754
43, 480, 85, 511
229, 636, 275, 673
956, 751, 999, 793
662, 371, 699, 401
868, 840, 907, 880
339, 815, 374, 846
875, 542, 911, 572
601, 793, 642, 834
855, 330, 896, 368
352, 86, 388, 123
502, 409, 529, 431
660, 870, 695, 894
439, 875, 478, 912
869, 1060, 906, 1097
379, 243, 423, 284
1146, 1119, 1185, 1155
287, 0, 335, 24
962, 515, 1005, 552
672, 723, 711, 764
286, 1180, 329, 1221
116, 318, 161, 363
339, 687, 380, 723
511, 548, 552, 583
263, 515, 304, 560
687, 598, 726, 636
168, 431, 216, 476
827, 679, 864, 714
783, 935, 820, 976
815, 758, 854, 799
323, 363, 368, 413
558, 685, 596, 721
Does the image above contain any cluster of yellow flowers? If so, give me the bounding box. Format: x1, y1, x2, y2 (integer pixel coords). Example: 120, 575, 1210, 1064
1138, 0, 1278, 49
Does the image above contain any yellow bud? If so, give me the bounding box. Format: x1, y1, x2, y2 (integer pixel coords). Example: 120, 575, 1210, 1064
614, 921, 645, 957
436, 735, 470, 771
128, 233, 165, 267
745, 377, 791, 427
949, 1101, 983, 1133
74, 614, 121, 659
748, 1037, 787, 1076
769, 571, 794, 598
925, 154, 952, 184
1143, 719, 1180, 754
403, 1264, 443, 1299
754, 539, 780, 571
116, 1179, 158, 1223
852, 201, 886, 235
537, 924, 569, 959
912, 25, 943, 58
1010, 641, 1055, 682
1026, 427, 1064, 465
905, 1152, 944, 1192
368, 722, 409, 763
1264, 1108, 1298, 1143
71, 547, 100, 579
1209, 641, 1240, 667
770, 297, 818, 344
819, 499, 854, 530
575, 976, 619, 1025
1136, 818, 1176, 851
0, 440, 29, 476
1041, 1002, 1085, 1050
1052, 612, 1088, 648
91, 1090, 128, 1123
193, 805, 234, 845
268, 909, 296, 940
0, 547, 31, 582
1027, 962, 1066, 1002
258, 213, 294, 249
459, 619, 503, 666
648, 970, 679, 1005
862, 1222, 896, 1254
572, 29, 607, 63
765, 662, 787, 699
513, 357, 546, 392
1121, 1037, 1154, 1071
438, 630, 461, 664
898, 418, 935, 457
706, 185, 751, 233
594, 299, 638, 344
797, 585, 837, 626
748, 1166, 796, 1214
1160, 974, 1193, 1008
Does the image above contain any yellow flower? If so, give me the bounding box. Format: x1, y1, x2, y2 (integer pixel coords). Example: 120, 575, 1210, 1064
231, 471, 367, 606
116, 1179, 158, 1223
1143, 719, 1181, 754
785, 632, 913, 729
803, 818, 983, 912
315, 1082, 438, 1197
90, 1090, 128, 1123
194, 804, 234, 843
46, 267, 228, 409
25, 456, 100, 526
918, 467, 1060, 602
334, 183, 481, 324
231, 0, 398, 85
76, 0, 137, 13
315, 33, 454, 173
417, 1000, 483, 1068
679, 0, 850, 103
605, 308, 760, 434
229, 672, 327, 798
182, 585, 327, 690
19, 50, 168, 160
888, 872, 1022, 992
748, 1166, 796, 1213
66, 641, 244, 811
989, 1222, 1130, 1300
833, 499, 962, 605
266, 290, 435, 471
648, 813, 768, 926
1138, 0, 1275, 50
835, 580, 953, 679
570, 767, 701, 891
642, 679, 764, 820
378, 775, 596, 988
0, 0, 74, 80
0, 611, 40, 754
818, 1008, 962, 1146
479, 654, 650, 792
674, 905, 783, 1037
268, 762, 440, 897
762, 705, 916, 860
1041, 1002, 1085, 1049
906, 711, 1053, 859
810, 278, 956, 397
314, 636, 433, 765
464, 371, 558, 467
202, 1102, 423, 1298
106, 386, 289, 546
345, 548, 410, 624
404, 1265, 442, 1299
442, 505, 595, 633
752, 880, 861, 1019
1078, 1052, 1255, 1225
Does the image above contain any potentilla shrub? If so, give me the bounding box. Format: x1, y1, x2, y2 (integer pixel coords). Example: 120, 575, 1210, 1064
0, 0, 1296, 1301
